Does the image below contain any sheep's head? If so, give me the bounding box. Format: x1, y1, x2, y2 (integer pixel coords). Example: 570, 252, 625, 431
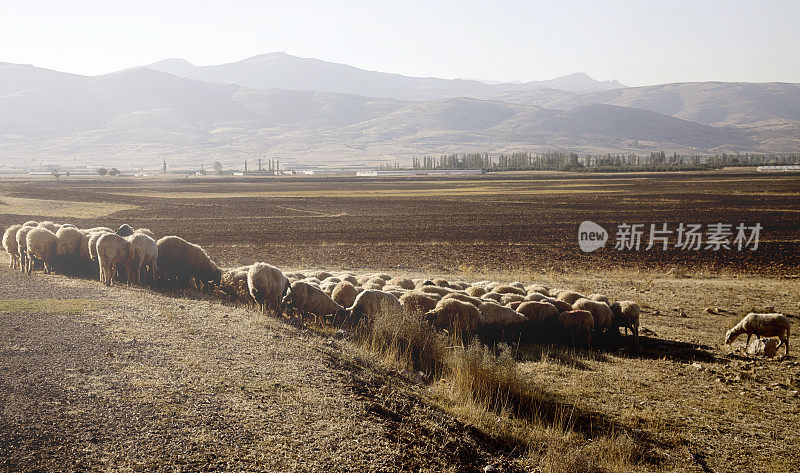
116, 224, 134, 237
724, 329, 738, 345
281, 288, 294, 308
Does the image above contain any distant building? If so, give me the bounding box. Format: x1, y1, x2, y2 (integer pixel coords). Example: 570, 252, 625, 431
757, 165, 800, 172
356, 169, 485, 177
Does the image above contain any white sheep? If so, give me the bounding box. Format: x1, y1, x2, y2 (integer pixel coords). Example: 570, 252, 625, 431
37, 221, 61, 233
15, 226, 37, 273
282, 280, 348, 325
478, 301, 528, 327
96, 233, 130, 285
3, 224, 22, 269
398, 291, 438, 314
424, 298, 485, 337
347, 290, 402, 328
157, 236, 221, 291
25, 227, 59, 275
55, 226, 85, 272
572, 297, 613, 332
588, 293, 611, 306
611, 301, 641, 343
247, 263, 289, 314
558, 309, 594, 347
492, 284, 526, 296
557, 291, 585, 305
125, 233, 159, 287
725, 313, 791, 357
331, 281, 360, 308
219, 265, 254, 305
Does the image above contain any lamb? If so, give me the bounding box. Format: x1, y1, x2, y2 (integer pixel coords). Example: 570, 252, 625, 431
125, 232, 159, 287
282, 280, 348, 325
725, 313, 791, 357
347, 290, 402, 328
493, 284, 526, 296
95, 233, 130, 285
558, 310, 594, 347
25, 227, 59, 275
424, 299, 485, 338
331, 281, 360, 308
557, 291, 585, 305
398, 291, 438, 314
3, 224, 22, 269
116, 224, 134, 236
157, 236, 221, 291
610, 301, 641, 343
572, 297, 613, 332
15, 226, 37, 273
247, 263, 289, 314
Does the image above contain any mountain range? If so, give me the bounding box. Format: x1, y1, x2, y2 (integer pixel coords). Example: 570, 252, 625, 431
0, 53, 798, 170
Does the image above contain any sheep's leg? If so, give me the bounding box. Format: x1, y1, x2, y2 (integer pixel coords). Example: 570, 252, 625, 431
746, 333, 752, 347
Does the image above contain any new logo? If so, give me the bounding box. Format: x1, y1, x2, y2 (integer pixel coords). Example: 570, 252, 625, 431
578, 221, 608, 253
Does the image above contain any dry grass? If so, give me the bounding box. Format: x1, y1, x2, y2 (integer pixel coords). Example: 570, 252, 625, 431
0, 194, 136, 218
0, 298, 107, 315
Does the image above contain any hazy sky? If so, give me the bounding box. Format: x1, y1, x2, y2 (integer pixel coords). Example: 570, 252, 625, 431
1, 0, 798, 86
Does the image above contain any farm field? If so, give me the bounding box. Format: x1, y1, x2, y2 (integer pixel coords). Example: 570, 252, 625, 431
1, 170, 799, 472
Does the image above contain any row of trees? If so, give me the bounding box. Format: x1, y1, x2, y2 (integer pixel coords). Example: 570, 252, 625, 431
381, 151, 800, 172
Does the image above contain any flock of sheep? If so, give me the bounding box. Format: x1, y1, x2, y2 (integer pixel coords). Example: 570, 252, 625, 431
2, 219, 791, 353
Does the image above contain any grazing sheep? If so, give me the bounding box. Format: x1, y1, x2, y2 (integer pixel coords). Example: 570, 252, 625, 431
525, 284, 550, 296
508, 301, 524, 310
432, 278, 450, 288
374, 273, 393, 281
95, 233, 130, 285
480, 292, 504, 303
509, 281, 526, 290
55, 226, 85, 272
125, 233, 159, 287
424, 299, 485, 338
417, 285, 455, 297
22, 220, 38, 227
331, 281, 359, 308
558, 310, 594, 347
493, 284, 526, 296
85, 226, 114, 233
450, 282, 471, 291
557, 291, 585, 305
321, 276, 342, 285
282, 280, 347, 325
116, 224, 134, 236
610, 301, 641, 343
573, 298, 613, 332
387, 277, 415, 290
88, 230, 112, 262
725, 313, 791, 356
347, 290, 402, 328
311, 270, 333, 281
465, 286, 486, 298
337, 273, 359, 285
517, 301, 559, 326
157, 236, 221, 291
588, 293, 611, 306
499, 293, 526, 306
478, 301, 528, 327
524, 293, 548, 302
441, 292, 484, 308
219, 265, 254, 304
37, 221, 60, 233
398, 292, 438, 314
247, 263, 289, 315
3, 224, 22, 269
366, 277, 386, 288
25, 227, 59, 275
134, 228, 156, 239
544, 297, 573, 313
15, 226, 37, 273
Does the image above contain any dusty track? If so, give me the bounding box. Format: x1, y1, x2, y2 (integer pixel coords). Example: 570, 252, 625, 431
0, 264, 520, 472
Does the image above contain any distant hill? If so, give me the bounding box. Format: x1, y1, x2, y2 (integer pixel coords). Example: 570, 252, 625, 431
0, 60, 797, 170
146, 52, 627, 100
